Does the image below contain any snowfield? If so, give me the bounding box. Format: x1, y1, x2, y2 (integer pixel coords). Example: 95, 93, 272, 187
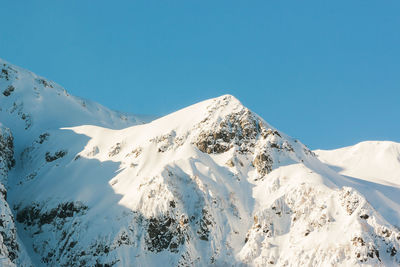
315, 141, 400, 187
0, 58, 399, 266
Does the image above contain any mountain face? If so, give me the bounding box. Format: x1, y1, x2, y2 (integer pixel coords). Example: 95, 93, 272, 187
0, 125, 33, 267
0, 59, 399, 266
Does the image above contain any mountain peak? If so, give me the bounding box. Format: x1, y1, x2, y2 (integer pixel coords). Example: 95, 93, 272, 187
0, 59, 150, 150
1, 60, 400, 266
210, 94, 242, 108
206, 94, 246, 114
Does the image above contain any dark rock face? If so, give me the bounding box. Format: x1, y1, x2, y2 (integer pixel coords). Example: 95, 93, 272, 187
195, 109, 262, 154
0, 126, 26, 265
0, 127, 15, 170
15, 201, 89, 266
192, 96, 315, 178
45, 150, 67, 162
37, 133, 50, 144
193, 103, 288, 177
16, 202, 88, 227
141, 208, 216, 255
0, 193, 20, 263
145, 214, 186, 253
2, 85, 15, 96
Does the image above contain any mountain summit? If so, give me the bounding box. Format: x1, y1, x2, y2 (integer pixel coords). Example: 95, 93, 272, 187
0, 59, 399, 266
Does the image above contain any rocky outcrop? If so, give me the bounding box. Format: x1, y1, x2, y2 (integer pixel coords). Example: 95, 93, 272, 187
195, 108, 262, 154
14, 201, 90, 266
45, 150, 67, 162
0, 125, 32, 266
192, 96, 312, 178
241, 184, 400, 266
145, 213, 187, 253
252, 150, 273, 177
3, 85, 15, 97
0, 126, 15, 173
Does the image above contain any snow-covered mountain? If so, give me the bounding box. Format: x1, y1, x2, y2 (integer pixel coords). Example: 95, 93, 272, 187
315, 141, 400, 187
0, 58, 399, 266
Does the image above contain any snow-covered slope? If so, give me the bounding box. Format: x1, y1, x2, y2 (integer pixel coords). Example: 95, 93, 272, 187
315, 141, 400, 187
0, 58, 149, 152
315, 141, 400, 240
1, 59, 400, 266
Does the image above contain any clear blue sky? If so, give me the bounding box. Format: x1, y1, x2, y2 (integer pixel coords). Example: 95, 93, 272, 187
1, 1, 399, 149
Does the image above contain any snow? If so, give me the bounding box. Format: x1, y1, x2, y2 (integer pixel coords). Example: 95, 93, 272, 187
0, 58, 149, 153
0, 58, 400, 266
315, 141, 400, 229
315, 141, 400, 187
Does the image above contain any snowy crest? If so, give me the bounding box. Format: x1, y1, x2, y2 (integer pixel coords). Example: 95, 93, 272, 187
0, 59, 400, 266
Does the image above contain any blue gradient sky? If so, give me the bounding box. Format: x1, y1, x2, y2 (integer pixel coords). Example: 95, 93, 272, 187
1, 1, 399, 149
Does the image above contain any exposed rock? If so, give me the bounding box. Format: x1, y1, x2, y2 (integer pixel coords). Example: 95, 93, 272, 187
340, 187, 361, 215
3, 85, 15, 96
145, 214, 186, 253
150, 131, 178, 152
2, 60, 400, 267
45, 150, 67, 162
195, 108, 262, 154
37, 133, 50, 144
0, 65, 18, 81
108, 143, 122, 157
253, 150, 273, 177
0, 126, 31, 266
36, 78, 53, 88
226, 159, 235, 167
16, 201, 88, 228
125, 147, 142, 158
0, 126, 15, 170
196, 209, 214, 241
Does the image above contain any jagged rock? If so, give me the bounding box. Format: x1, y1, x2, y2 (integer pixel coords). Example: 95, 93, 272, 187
16, 201, 88, 227
145, 214, 186, 253
45, 150, 67, 162
195, 108, 262, 154
253, 150, 273, 177
0, 126, 15, 170
0, 125, 31, 266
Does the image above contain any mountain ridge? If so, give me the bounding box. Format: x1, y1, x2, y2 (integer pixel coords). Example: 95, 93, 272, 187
315, 141, 400, 187
0, 58, 399, 266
